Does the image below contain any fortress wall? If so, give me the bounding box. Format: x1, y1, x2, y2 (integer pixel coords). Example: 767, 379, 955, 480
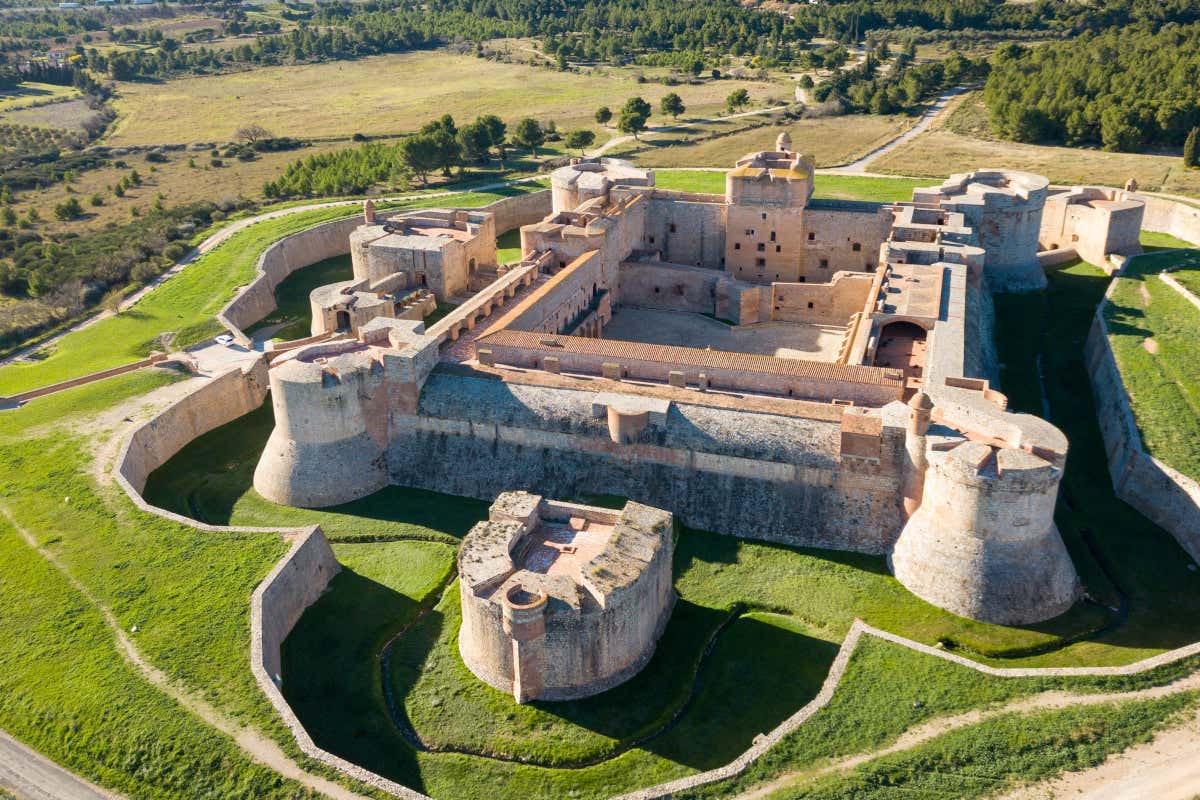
797, 207, 891, 279
219, 215, 363, 343
772, 272, 875, 325
642, 196, 726, 267
387, 413, 904, 553
501, 251, 605, 334
1085, 312, 1200, 562
617, 261, 720, 315
1137, 194, 1200, 246
484, 189, 553, 234
116, 358, 269, 493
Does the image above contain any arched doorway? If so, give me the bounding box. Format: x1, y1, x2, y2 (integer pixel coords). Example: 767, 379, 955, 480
335, 310, 352, 332
873, 321, 928, 398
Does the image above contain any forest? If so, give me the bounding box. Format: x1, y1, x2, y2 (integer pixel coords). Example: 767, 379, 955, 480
983, 24, 1200, 151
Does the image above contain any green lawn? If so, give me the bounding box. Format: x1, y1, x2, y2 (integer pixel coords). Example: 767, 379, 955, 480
1105, 248, 1200, 482
653, 170, 927, 203
496, 228, 523, 265
247, 253, 353, 342
0, 184, 544, 397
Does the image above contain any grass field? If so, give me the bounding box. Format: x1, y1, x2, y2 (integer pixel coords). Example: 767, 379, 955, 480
0, 184, 542, 397
0, 82, 81, 113
615, 114, 913, 169
246, 253, 352, 341
105, 50, 784, 146
1104, 248, 1200, 482
873, 92, 1200, 198
655, 170, 927, 203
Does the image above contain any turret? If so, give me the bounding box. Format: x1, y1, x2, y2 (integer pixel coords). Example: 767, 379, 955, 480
776, 131, 792, 152
901, 391, 933, 516
889, 433, 1079, 625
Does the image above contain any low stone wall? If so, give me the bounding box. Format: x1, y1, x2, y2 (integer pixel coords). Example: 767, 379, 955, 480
486, 188, 552, 233
1, 352, 170, 407
1085, 310, 1200, 562
115, 358, 269, 495
1139, 193, 1200, 246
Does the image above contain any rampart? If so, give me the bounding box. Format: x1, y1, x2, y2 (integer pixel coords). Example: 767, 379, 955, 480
1085, 307, 1200, 562
116, 357, 270, 493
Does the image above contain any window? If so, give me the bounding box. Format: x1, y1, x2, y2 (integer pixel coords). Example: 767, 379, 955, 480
852, 242, 861, 252
819, 259, 829, 268
653, 286, 660, 293
865, 262, 872, 270
775, 245, 781, 253
798, 276, 806, 283
761, 212, 767, 221
669, 223, 677, 233
756, 243, 765, 252
648, 236, 655, 244
745, 228, 753, 236
775, 273, 780, 280
807, 302, 814, 309
734, 242, 741, 250
770, 231, 776, 242
807, 231, 815, 241
755, 258, 766, 267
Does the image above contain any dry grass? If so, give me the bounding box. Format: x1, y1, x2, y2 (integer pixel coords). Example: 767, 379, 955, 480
0, 82, 81, 114
4, 98, 100, 134
617, 114, 914, 168
12, 142, 349, 234
105, 49, 786, 146
874, 93, 1200, 199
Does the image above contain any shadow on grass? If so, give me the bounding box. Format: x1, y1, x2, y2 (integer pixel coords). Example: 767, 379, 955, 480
388, 586, 838, 771
995, 257, 1200, 656
281, 566, 427, 792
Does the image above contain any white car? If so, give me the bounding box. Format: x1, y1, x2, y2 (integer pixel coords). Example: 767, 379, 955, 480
215, 334, 235, 346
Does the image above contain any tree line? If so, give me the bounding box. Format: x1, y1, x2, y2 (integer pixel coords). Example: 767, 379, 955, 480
983, 24, 1200, 151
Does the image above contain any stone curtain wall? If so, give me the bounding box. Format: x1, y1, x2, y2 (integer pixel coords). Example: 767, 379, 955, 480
617, 261, 721, 315
115, 359, 270, 494
1085, 312, 1200, 562
218, 191, 553, 344
1139, 194, 1200, 247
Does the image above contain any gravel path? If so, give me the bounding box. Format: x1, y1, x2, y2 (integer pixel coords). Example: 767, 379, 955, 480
823, 86, 969, 174
0, 730, 122, 800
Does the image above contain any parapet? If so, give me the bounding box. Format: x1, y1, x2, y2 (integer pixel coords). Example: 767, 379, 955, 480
457, 491, 675, 702
726, 150, 815, 208
550, 158, 654, 214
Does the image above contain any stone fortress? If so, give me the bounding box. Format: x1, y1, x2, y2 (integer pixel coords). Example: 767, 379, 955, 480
457, 491, 674, 703
253, 134, 1148, 629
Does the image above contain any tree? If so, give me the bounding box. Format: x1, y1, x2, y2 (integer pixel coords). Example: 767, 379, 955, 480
235, 124, 273, 144
1, 207, 15, 226
1185, 127, 1200, 169
688, 57, 704, 77
513, 118, 545, 156
798, 74, 814, 89
726, 88, 750, 113
397, 133, 442, 185
622, 96, 652, 119
564, 129, 596, 155
457, 121, 493, 164
54, 198, 84, 221
595, 106, 612, 127
660, 92, 686, 120
479, 114, 508, 165
618, 109, 648, 139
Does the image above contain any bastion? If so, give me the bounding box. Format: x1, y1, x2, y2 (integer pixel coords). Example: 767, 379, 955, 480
457, 492, 675, 703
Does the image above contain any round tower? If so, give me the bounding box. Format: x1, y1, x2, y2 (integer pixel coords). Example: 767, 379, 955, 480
901, 391, 933, 516
889, 438, 1079, 625
776, 130, 792, 152
253, 351, 389, 508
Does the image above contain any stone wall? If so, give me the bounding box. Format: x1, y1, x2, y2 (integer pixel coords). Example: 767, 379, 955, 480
115, 358, 270, 493
771, 271, 874, 325
218, 191, 552, 345
1085, 312, 1200, 562
618, 261, 721, 315
641, 193, 726, 267
387, 373, 908, 553
1138, 193, 1200, 246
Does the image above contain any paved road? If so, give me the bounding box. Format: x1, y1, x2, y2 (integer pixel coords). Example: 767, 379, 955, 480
825, 86, 970, 174
0, 730, 121, 800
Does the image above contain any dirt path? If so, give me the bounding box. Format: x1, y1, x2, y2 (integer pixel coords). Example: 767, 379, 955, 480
732, 670, 1200, 800
587, 104, 791, 159
823, 86, 969, 174
0, 505, 372, 800
0, 729, 122, 800
999, 704, 1200, 799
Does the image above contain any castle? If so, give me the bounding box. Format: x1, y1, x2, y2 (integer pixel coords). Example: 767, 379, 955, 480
253, 137, 1147, 627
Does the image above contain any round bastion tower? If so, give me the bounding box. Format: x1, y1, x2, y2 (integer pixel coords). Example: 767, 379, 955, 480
253, 348, 390, 508
890, 399, 1079, 625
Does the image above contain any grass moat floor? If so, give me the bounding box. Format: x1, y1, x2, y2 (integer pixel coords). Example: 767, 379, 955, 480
1, 181, 1199, 800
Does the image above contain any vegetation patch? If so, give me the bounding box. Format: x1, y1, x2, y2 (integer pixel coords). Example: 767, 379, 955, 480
1104, 248, 1200, 481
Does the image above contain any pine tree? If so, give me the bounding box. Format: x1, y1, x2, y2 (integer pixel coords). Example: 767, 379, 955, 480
1185, 127, 1199, 169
